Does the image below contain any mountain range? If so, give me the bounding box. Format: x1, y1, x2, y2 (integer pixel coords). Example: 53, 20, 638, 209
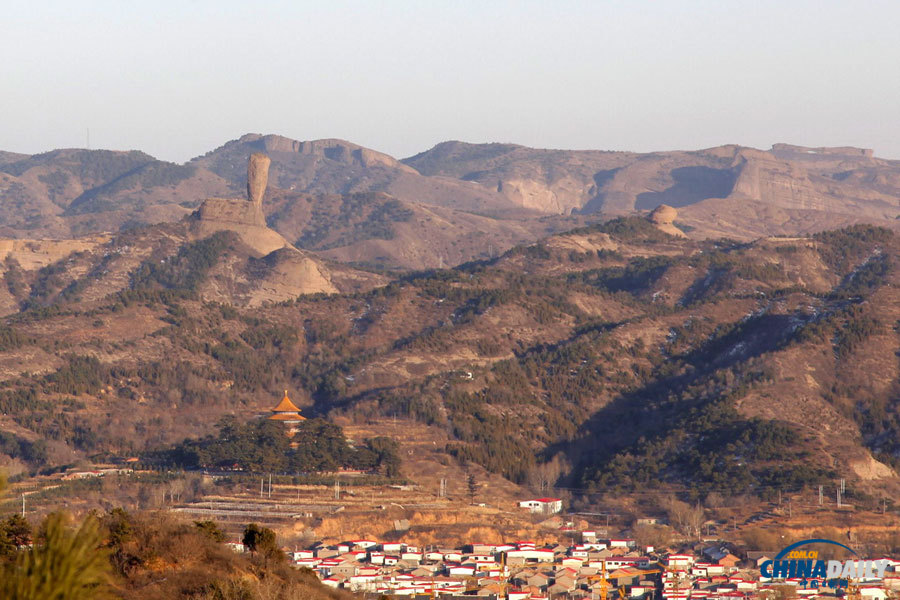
2, 135, 899, 270
0, 135, 899, 500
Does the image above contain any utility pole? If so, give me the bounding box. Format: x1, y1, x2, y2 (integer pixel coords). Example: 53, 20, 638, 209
841, 478, 845, 495
334, 480, 340, 500
819, 485, 823, 506
268, 474, 272, 499
836, 488, 841, 508
260, 478, 264, 498
22, 494, 25, 517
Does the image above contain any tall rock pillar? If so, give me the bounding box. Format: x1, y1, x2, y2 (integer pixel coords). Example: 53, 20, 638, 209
247, 153, 271, 207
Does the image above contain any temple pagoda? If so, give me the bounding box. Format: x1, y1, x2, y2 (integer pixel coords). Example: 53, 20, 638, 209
268, 390, 305, 436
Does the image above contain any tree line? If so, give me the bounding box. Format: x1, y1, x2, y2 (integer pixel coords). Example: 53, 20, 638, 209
152, 415, 402, 477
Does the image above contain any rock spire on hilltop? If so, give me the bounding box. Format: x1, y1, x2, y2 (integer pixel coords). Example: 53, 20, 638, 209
247, 152, 271, 206
191, 153, 292, 256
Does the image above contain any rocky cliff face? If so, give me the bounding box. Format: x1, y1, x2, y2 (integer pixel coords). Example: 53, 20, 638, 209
406, 141, 900, 233
731, 150, 823, 210
190, 198, 290, 257
730, 146, 900, 219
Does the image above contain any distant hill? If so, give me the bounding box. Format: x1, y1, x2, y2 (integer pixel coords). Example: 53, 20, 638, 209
193, 134, 584, 269
405, 141, 900, 227
191, 133, 517, 214
0, 148, 233, 238
2, 135, 900, 270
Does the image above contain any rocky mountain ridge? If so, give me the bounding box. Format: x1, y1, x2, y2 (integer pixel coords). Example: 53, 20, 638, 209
2, 135, 898, 270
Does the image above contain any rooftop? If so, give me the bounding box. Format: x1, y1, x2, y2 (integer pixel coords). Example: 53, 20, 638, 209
269, 389, 305, 420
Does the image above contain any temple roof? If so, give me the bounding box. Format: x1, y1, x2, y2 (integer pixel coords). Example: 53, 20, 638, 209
270, 390, 304, 417
269, 412, 305, 422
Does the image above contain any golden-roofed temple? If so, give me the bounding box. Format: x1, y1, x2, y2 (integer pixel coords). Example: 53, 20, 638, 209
268, 390, 305, 436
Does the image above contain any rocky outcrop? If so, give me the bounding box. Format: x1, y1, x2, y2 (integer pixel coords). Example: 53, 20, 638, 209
196, 198, 266, 228
848, 455, 896, 480
191, 154, 291, 257
187, 154, 389, 299
190, 202, 289, 257
247, 153, 270, 206
649, 204, 677, 225
647, 204, 686, 237
497, 176, 591, 214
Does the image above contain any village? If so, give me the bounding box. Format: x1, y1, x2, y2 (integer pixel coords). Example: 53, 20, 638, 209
217, 496, 900, 600
9, 393, 900, 600
281, 537, 900, 599
235, 395, 900, 599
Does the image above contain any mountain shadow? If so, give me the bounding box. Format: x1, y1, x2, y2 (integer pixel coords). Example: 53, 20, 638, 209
635, 166, 738, 210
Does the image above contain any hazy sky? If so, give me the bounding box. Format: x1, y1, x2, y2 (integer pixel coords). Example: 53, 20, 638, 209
3, 0, 899, 163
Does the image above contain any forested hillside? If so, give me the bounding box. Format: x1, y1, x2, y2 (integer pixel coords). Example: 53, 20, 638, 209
0, 216, 897, 499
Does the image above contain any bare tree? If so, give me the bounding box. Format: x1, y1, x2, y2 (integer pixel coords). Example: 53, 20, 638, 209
705, 491, 724, 509
664, 498, 705, 539
529, 455, 567, 492
633, 524, 674, 550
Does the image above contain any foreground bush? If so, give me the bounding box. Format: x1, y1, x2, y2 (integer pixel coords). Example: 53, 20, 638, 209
0, 508, 353, 600
0, 513, 112, 600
